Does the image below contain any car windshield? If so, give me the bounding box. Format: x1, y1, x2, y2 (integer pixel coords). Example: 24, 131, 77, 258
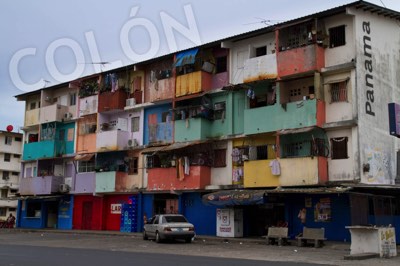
164, 215, 188, 223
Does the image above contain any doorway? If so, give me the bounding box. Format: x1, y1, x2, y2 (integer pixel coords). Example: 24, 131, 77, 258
82, 201, 93, 229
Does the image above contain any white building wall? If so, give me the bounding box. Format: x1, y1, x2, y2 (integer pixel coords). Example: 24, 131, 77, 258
229, 33, 275, 84
324, 13, 356, 67
352, 8, 400, 185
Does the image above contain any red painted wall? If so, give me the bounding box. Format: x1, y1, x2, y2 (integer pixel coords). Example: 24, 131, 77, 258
103, 195, 130, 231
318, 157, 328, 184
73, 195, 103, 230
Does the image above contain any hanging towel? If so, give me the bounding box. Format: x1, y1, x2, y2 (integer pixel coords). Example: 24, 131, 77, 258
184, 156, 190, 175
178, 157, 185, 181
269, 159, 281, 176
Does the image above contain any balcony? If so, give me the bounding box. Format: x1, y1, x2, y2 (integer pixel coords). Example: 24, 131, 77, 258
24, 108, 40, 127
98, 90, 128, 113
19, 175, 63, 195
244, 99, 325, 135
79, 95, 98, 117
174, 117, 212, 142
277, 44, 325, 77
23, 140, 67, 161
243, 159, 280, 188
149, 77, 175, 102
77, 133, 96, 153
176, 71, 212, 97
95, 171, 130, 193
279, 157, 328, 186
148, 122, 173, 145
96, 130, 130, 152
40, 104, 69, 124
73, 172, 96, 194
0, 199, 18, 208
243, 54, 277, 83
147, 165, 211, 191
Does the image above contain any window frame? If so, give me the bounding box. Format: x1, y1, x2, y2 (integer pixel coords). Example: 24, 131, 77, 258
331, 137, 348, 160
330, 81, 348, 103
329, 25, 346, 48
131, 117, 140, 132
4, 153, 11, 162
5, 136, 12, 145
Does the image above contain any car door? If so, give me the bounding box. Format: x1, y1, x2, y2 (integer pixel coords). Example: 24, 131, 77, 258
146, 215, 159, 238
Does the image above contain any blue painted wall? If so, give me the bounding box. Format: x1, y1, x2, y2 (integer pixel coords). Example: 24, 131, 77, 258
56, 122, 75, 155
140, 193, 154, 231
181, 192, 217, 236
285, 194, 351, 241
143, 104, 173, 145
58, 195, 73, 229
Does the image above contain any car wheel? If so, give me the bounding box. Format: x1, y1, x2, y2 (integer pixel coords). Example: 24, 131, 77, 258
155, 232, 161, 243
143, 230, 148, 240
185, 237, 192, 243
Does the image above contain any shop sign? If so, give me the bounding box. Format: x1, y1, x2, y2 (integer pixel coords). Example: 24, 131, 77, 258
111, 204, 122, 214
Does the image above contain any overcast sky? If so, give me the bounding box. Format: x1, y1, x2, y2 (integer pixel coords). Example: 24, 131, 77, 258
2, 0, 400, 132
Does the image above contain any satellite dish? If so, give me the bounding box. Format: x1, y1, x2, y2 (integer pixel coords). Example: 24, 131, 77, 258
6, 125, 13, 132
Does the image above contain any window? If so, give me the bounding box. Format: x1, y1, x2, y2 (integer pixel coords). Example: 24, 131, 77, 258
12, 172, 19, 176
329, 25, 346, 48
213, 149, 226, 168
128, 157, 139, 175
255, 46, 267, 57
70, 93, 76, 106
146, 155, 160, 169
213, 102, 226, 120
26, 202, 41, 217
5, 136, 12, 145
78, 158, 95, 173
131, 117, 140, 132
29, 102, 36, 110
14, 137, 22, 142
290, 88, 301, 97
4, 153, 11, 162
215, 56, 227, 73
331, 137, 348, 159
284, 142, 303, 157
256, 145, 268, 160
13, 154, 21, 158
161, 112, 171, 123
330, 81, 348, 102
1, 189, 7, 198
3, 171, 10, 180
0, 208, 6, 216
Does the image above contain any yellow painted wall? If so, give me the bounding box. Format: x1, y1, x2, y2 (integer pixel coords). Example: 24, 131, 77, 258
176, 71, 202, 97
279, 157, 318, 186
24, 109, 40, 127
244, 159, 280, 188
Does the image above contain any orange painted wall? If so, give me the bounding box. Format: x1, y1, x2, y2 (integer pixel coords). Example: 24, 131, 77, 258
316, 100, 326, 127
318, 157, 328, 184
147, 166, 211, 191
76, 133, 96, 153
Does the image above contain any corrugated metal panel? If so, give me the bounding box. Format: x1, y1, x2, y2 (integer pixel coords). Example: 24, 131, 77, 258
265, 187, 352, 194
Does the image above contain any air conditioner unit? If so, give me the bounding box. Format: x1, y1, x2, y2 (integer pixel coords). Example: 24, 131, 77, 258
127, 138, 139, 148
59, 183, 70, 193
126, 98, 136, 107
64, 112, 73, 119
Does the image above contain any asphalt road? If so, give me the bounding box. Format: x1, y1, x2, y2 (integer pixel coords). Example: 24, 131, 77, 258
0, 230, 399, 266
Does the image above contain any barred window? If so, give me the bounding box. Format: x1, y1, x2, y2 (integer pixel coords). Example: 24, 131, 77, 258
331, 137, 348, 159
330, 81, 348, 102
213, 149, 226, 168
4, 153, 11, 162
131, 117, 140, 132
329, 25, 346, 48
78, 158, 95, 173
128, 157, 139, 175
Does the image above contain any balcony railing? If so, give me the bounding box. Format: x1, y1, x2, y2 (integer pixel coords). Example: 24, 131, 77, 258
149, 77, 175, 102
176, 71, 212, 97
73, 172, 96, 194
24, 108, 40, 127
279, 157, 328, 186
22, 140, 66, 161
95, 171, 129, 193
243, 54, 277, 83
19, 175, 63, 195
147, 165, 211, 191
98, 90, 128, 113
40, 104, 69, 124
174, 117, 212, 142
96, 130, 130, 152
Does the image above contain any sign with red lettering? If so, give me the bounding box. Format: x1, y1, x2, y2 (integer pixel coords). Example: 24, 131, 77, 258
111, 204, 122, 214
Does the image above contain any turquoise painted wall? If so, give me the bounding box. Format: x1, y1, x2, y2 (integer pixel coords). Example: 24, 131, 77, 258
57, 122, 75, 155
96, 172, 116, 193
244, 99, 318, 135
23, 140, 56, 160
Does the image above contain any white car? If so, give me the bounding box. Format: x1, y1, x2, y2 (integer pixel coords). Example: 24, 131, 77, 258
143, 214, 195, 243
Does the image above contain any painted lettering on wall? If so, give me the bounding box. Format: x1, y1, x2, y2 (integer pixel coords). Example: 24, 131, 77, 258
111, 204, 122, 214
363, 21, 375, 116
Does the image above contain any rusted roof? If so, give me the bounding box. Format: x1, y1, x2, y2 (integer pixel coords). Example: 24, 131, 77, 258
265, 187, 352, 194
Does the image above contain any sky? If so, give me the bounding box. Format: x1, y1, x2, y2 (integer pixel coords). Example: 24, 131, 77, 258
2, 0, 400, 132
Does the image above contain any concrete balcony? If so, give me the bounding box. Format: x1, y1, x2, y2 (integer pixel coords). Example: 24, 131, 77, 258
24, 108, 40, 127
19, 175, 64, 195
0, 199, 18, 208
79, 95, 98, 117
96, 130, 130, 152
22, 140, 67, 161
243, 159, 280, 188
73, 172, 95, 194
147, 165, 211, 191
279, 157, 328, 186
243, 54, 277, 83
98, 90, 128, 113
149, 77, 175, 102
95, 171, 130, 193
40, 104, 69, 124
244, 99, 325, 135
77, 133, 96, 153
176, 71, 212, 97
277, 44, 325, 77
174, 117, 212, 142
148, 122, 173, 145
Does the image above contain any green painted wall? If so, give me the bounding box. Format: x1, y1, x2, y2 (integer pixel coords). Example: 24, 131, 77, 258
244, 99, 318, 135
95, 172, 116, 193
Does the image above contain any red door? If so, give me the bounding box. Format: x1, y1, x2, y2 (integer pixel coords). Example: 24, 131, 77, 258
82, 201, 93, 230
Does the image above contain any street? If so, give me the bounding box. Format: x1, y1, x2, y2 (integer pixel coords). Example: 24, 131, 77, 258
0, 230, 399, 266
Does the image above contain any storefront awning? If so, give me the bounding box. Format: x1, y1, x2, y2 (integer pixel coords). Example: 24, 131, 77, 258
264, 187, 352, 194
323, 77, 349, 85
161, 140, 207, 151
74, 153, 94, 161
173, 48, 199, 67
202, 190, 266, 206
276, 126, 316, 135
141, 145, 169, 154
